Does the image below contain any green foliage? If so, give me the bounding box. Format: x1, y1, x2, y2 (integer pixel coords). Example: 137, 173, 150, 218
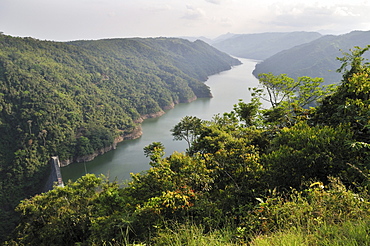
0, 34, 240, 242
5, 45, 370, 245
171, 116, 203, 149
232, 98, 262, 126
76, 136, 94, 156
249, 178, 370, 245
262, 122, 359, 189
7, 174, 134, 245
143, 142, 165, 164
249, 73, 335, 127
250, 178, 370, 233
153, 222, 238, 246
254, 73, 299, 108
314, 46, 370, 143
295, 76, 337, 107
251, 220, 370, 246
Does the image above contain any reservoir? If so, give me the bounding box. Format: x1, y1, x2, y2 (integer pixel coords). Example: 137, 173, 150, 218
61, 58, 262, 182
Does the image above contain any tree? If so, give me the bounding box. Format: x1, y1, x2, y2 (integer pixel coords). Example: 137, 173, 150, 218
314, 46, 370, 143
250, 73, 335, 127
263, 122, 358, 189
253, 73, 335, 109
232, 98, 261, 126
252, 73, 298, 108
7, 174, 133, 245
75, 136, 94, 156
295, 76, 337, 108
143, 142, 165, 164
171, 116, 203, 150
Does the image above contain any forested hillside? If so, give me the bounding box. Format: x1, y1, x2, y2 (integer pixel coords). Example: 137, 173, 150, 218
0, 34, 240, 241
253, 30, 370, 84
212, 31, 322, 60
6, 46, 370, 245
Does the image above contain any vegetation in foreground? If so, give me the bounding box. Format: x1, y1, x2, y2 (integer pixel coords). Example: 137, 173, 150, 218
5, 46, 370, 245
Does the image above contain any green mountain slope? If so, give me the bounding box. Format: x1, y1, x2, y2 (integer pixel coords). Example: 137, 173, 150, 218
212, 31, 322, 60
253, 30, 370, 84
0, 34, 240, 241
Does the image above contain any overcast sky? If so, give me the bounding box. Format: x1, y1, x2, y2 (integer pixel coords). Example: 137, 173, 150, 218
1, 0, 370, 41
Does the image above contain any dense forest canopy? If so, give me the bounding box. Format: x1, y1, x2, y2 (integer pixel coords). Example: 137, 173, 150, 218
0, 33, 240, 241
5, 46, 370, 245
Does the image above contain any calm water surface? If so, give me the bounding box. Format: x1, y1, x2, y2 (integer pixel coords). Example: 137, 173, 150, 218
61, 59, 262, 182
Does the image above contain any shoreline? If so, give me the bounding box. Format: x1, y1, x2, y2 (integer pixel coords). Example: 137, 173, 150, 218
59, 95, 201, 167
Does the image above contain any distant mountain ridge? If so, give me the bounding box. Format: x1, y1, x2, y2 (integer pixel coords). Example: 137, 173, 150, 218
178, 36, 213, 44
212, 31, 322, 60
253, 30, 370, 84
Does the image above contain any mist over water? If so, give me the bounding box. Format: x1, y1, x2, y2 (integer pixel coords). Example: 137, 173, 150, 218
61, 58, 262, 182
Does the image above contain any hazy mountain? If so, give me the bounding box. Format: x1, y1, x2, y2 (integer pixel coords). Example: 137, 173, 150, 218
211, 32, 238, 44
178, 36, 213, 44
212, 31, 322, 60
253, 30, 370, 84
180, 33, 238, 45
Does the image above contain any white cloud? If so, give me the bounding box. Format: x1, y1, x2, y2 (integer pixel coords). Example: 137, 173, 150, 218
182, 5, 206, 20
143, 3, 172, 12
218, 17, 232, 26
333, 6, 359, 17
262, 2, 370, 33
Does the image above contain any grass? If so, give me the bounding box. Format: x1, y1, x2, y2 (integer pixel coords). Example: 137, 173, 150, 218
152, 222, 240, 246
149, 178, 370, 246
124, 178, 370, 245
250, 219, 370, 246
147, 218, 370, 246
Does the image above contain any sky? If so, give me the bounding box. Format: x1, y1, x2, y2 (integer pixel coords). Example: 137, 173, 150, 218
1, 0, 370, 41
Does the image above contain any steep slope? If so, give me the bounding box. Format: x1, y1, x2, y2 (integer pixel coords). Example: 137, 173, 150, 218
212, 31, 322, 60
253, 30, 370, 84
0, 34, 240, 241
